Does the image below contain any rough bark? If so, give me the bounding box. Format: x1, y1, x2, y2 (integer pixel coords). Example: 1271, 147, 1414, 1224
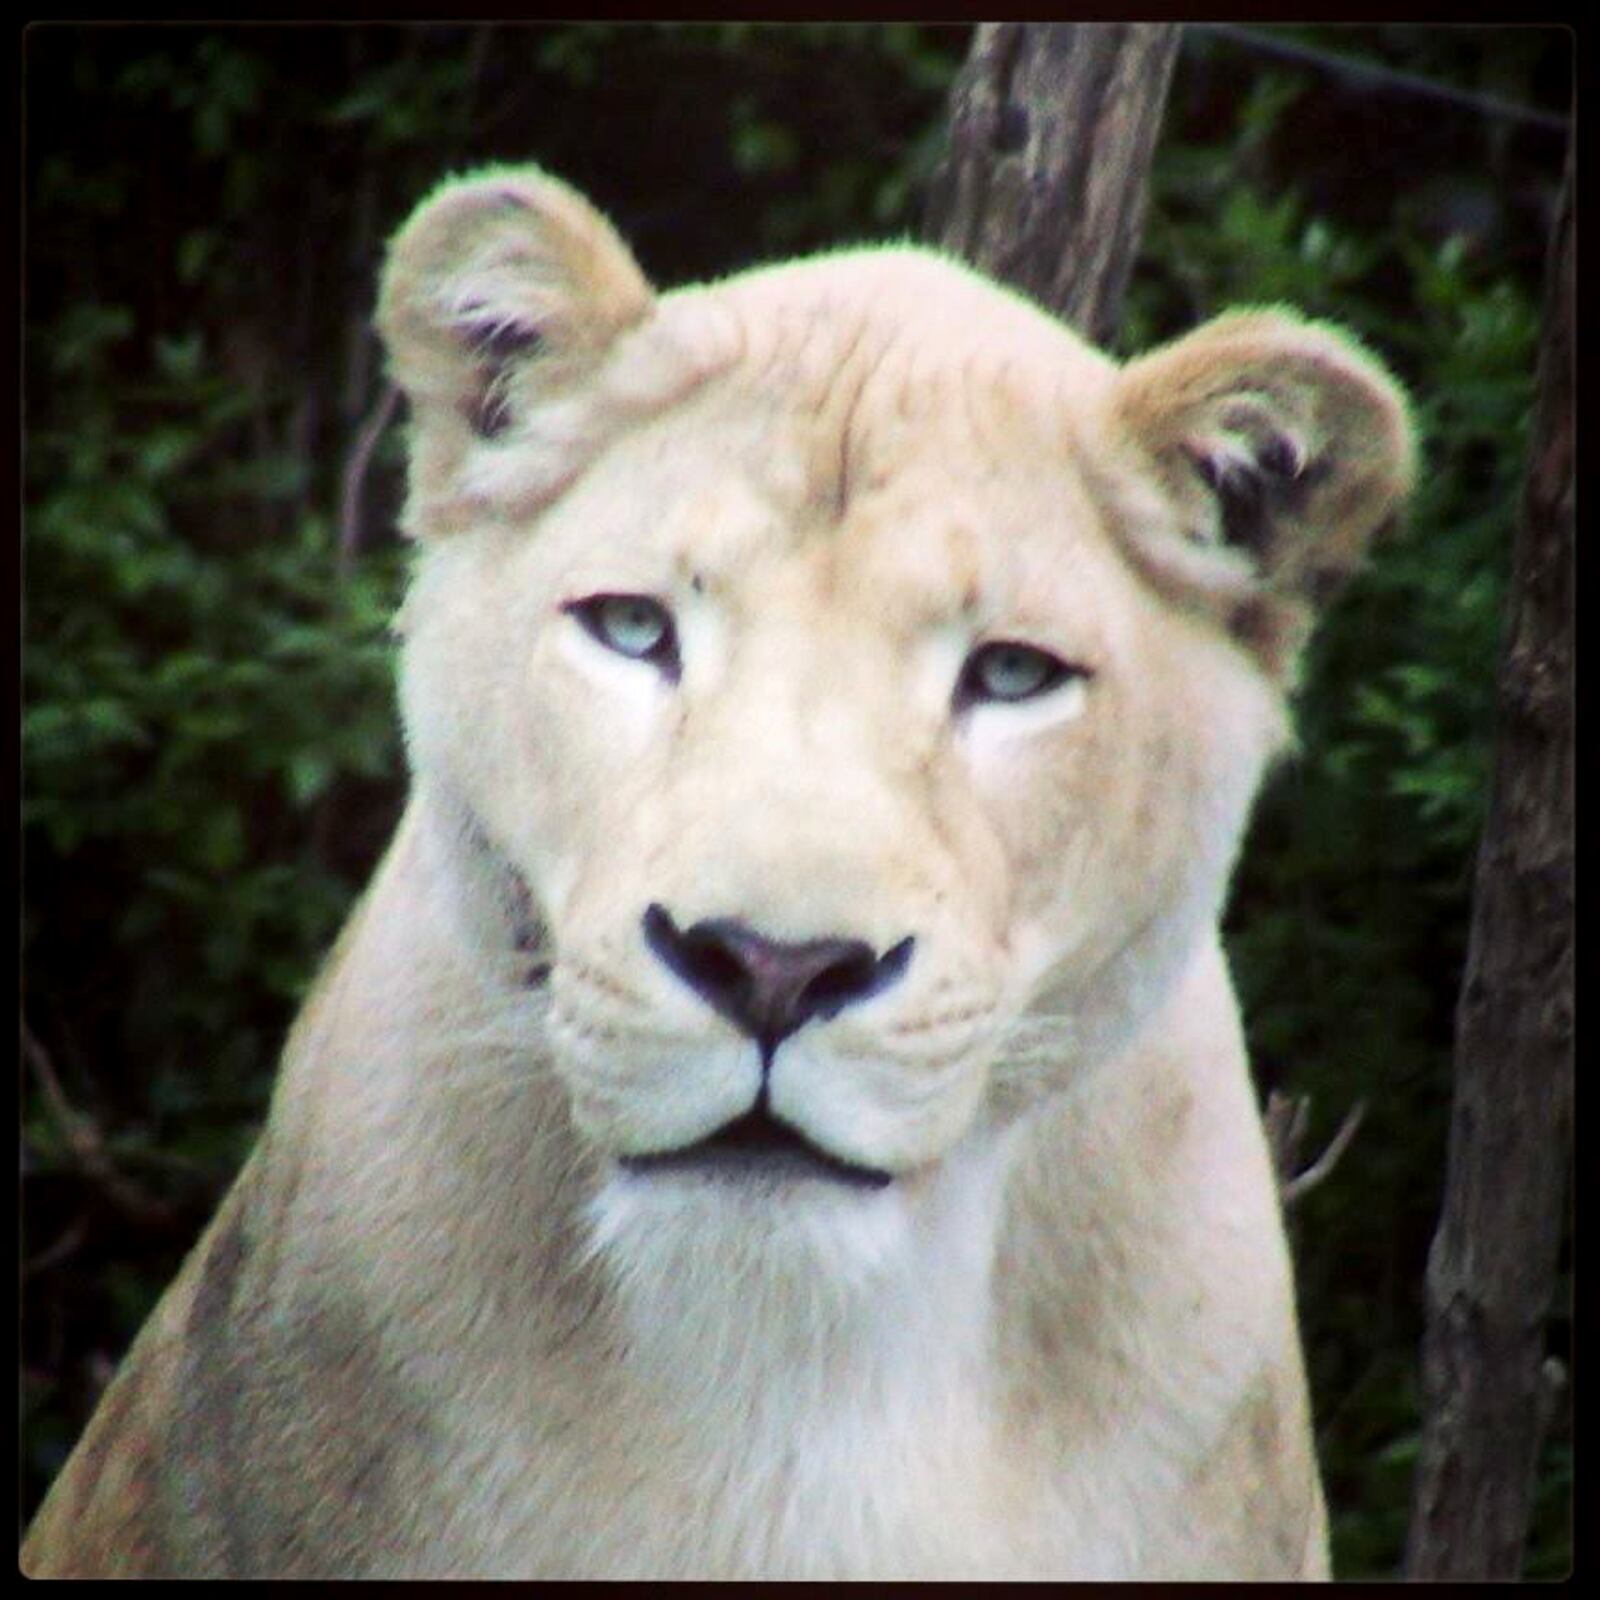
1403, 144, 1573, 1581
922, 22, 1181, 346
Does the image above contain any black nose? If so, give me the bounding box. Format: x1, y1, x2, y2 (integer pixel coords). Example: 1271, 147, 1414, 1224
642, 904, 913, 1057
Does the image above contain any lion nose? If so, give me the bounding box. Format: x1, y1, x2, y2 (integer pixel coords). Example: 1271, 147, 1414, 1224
642, 903, 913, 1057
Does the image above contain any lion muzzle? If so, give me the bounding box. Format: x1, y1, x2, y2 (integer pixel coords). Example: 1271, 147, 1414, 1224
641, 903, 914, 1059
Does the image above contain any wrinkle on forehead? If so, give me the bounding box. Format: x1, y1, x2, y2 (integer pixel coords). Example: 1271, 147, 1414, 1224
733, 293, 900, 522
721, 302, 1081, 533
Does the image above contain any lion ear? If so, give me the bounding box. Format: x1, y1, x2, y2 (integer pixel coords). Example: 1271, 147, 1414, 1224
378, 164, 653, 436
1107, 310, 1416, 678
374, 167, 662, 537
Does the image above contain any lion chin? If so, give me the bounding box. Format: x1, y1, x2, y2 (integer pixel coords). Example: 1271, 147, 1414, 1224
23, 161, 1413, 1581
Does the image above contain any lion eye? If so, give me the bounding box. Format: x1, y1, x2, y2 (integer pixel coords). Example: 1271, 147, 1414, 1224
563, 594, 680, 679
955, 641, 1087, 709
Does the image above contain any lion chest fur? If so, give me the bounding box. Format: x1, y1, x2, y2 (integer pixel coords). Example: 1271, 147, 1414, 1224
24, 163, 1412, 1580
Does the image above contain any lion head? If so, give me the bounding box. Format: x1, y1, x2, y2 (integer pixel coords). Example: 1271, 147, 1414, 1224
376, 165, 1412, 1275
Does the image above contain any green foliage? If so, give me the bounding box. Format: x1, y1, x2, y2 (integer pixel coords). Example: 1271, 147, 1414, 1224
26, 168, 405, 1024
23, 21, 1568, 1578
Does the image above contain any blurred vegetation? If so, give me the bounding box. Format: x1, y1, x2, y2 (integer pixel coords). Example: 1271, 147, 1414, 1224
21, 22, 1571, 1576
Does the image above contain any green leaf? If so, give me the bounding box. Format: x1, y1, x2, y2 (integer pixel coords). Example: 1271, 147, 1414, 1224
197, 808, 245, 872
287, 751, 334, 807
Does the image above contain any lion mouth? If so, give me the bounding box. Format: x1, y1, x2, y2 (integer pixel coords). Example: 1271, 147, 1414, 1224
619, 1106, 894, 1190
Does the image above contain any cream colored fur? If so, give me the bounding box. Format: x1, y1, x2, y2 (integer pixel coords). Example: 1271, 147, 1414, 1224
24, 164, 1413, 1580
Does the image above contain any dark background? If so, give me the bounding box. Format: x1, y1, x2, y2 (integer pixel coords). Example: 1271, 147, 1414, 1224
21, 23, 1573, 1576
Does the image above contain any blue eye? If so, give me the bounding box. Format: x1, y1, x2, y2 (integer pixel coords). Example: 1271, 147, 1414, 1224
563, 594, 680, 680
955, 642, 1088, 709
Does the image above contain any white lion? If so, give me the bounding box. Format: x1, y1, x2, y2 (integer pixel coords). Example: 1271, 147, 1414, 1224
24, 164, 1413, 1579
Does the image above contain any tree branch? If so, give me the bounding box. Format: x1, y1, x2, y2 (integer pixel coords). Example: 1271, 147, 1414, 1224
337, 382, 400, 578
1265, 1091, 1367, 1207
22, 1023, 176, 1228
923, 22, 1182, 345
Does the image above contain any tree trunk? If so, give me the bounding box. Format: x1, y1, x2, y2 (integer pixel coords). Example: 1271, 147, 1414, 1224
1404, 144, 1573, 1582
922, 21, 1181, 346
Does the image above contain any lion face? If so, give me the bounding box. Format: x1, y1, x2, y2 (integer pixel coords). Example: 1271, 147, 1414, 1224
379, 168, 1411, 1234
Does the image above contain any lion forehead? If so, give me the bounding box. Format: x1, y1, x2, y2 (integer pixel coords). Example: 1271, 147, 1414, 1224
640, 249, 1120, 519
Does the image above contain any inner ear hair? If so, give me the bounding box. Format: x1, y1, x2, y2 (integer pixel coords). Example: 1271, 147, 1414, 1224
1186, 423, 1334, 568
456, 315, 545, 439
